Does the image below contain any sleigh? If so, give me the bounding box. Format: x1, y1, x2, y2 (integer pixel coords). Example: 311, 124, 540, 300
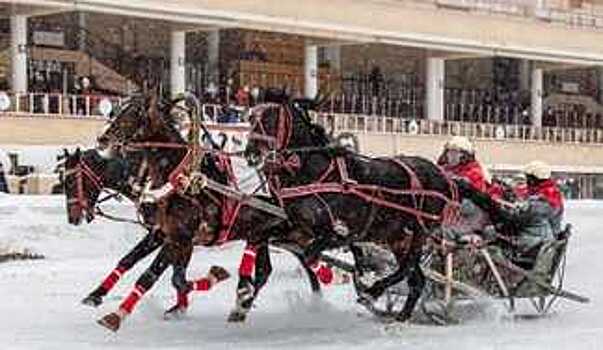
419, 224, 589, 324
321, 224, 589, 324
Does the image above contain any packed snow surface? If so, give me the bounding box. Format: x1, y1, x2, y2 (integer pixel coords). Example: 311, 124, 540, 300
0, 194, 601, 350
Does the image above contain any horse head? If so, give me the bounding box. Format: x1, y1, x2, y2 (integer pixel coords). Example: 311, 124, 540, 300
63, 148, 106, 225
245, 97, 330, 170
63, 146, 138, 226
97, 87, 194, 187
97, 86, 182, 150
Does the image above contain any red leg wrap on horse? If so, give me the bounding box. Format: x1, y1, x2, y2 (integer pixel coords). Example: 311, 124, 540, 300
238, 245, 257, 278
101, 266, 127, 292
177, 292, 189, 308
119, 285, 146, 314
312, 262, 334, 285
192, 278, 212, 291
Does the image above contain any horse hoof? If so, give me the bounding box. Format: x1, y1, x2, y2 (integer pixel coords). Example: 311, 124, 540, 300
227, 310, 247, 323
395, 312, 412, 323
357, 292, 377, 306
81, 294, 103, 307
163, 305, 187, 321
98, 313, 121, 332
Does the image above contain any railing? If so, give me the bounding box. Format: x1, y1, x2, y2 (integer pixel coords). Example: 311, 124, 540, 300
1, 91, 602, 145
0, 92, 124, 119
321, 93, 424, 120
423, 0, 603, 30
313, 112, 603, 145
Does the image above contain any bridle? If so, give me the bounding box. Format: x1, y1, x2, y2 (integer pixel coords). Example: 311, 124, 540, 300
64, 157, 104, 222
248, 103, 293, 153
247, 103, 306, 178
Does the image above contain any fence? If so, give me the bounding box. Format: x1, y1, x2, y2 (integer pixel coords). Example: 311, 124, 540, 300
312, 113, 603, 144
0, 92, 124, 119
1, 91, 603, 145
425, 0, 603, 30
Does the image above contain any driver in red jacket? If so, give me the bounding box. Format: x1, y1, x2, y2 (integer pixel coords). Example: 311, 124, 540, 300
438, 136, 500, 240
438, 136, 495, 195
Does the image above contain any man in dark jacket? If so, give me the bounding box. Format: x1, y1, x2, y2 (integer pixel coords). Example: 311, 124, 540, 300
511, 161, 564, 257
0, 162, 8, 193
457, 160, 564, 264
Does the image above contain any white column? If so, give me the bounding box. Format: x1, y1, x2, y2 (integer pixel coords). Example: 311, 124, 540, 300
10, 15, 28, 94
78, 12, 87, 52
536, 0, 545, 9
531, 67, 543, 127
519, 59, 531, 92
304, 44, 318, 99
426, 57, 445, 121
207, 29, 220, 82
170, 31, 186, 98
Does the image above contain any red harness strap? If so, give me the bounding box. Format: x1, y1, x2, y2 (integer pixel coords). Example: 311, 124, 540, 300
278, 183, 450, 222
66, 159, 105, 218
248, 103, 460, 228
272, 153, 458, 226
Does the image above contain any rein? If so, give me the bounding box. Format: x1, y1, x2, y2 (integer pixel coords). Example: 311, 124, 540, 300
65, 155, 150, 228
95, 205, 150, 228
249, 103, 461, 232
65, 158, 104, 218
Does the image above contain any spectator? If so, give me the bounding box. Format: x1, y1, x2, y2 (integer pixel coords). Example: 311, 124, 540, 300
0, 162, 8, 193
235, 85, 250, 107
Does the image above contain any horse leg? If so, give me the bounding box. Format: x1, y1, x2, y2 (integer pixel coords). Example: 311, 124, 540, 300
82, 230, 163, 307
164, 241, 193, 319
396, 256, 426, 323
349, 243, 371, 295
228, 242, 262, 323
361, 236, 415, 303
253, 243, 273, 292
361, 264, 410, 303
292, 250, 322, 294
97, 245, 170, 332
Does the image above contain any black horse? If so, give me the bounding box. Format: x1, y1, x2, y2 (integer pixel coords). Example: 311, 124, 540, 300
245, 97, 460, 322
95, 91, 322, 327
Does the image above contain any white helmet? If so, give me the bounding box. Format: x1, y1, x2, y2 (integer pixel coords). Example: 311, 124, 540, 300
81, 77, 91, 88
524, 161, 551, 180
445, 136, 474, 154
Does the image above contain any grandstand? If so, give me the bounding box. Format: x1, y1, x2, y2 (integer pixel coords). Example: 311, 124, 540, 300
0, 0, 602, 198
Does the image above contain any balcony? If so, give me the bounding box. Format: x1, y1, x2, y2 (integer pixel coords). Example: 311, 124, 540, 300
406, 0, 603, 30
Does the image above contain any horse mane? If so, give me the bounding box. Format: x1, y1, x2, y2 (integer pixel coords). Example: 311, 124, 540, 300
263, 88, 290, 104
150, 96, 188, 144
287, 102, 331, 147
81, 149, 131, 191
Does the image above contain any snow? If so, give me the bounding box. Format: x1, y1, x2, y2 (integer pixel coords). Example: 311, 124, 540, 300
0, 195, 601, 350
0, 145, 86, 174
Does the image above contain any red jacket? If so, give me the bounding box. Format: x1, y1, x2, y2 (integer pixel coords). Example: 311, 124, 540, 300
514, 184, 529, 200
487, 182, 504, 200
446, 161, 489, 193
529, 179, 564, 211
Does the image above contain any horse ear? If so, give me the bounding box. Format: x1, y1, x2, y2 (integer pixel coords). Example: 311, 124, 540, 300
63, 148, 69, 158
75, 147, 81, 158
